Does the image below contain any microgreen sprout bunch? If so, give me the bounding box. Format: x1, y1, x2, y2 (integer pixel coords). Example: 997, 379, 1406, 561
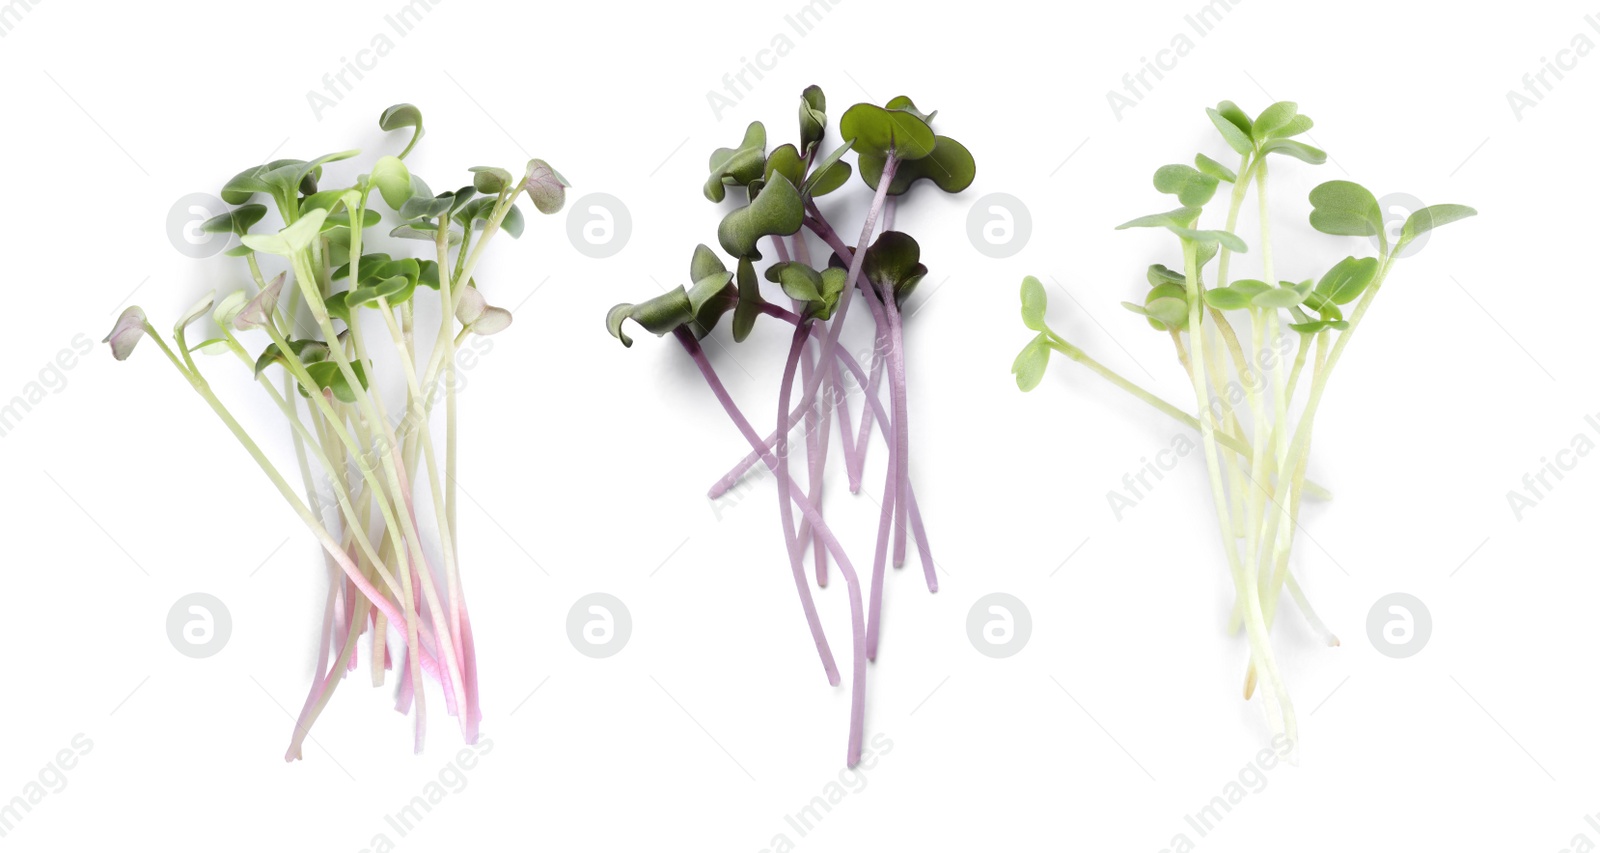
1013, 100, 1474, 752
607, 86, 974, 767
105, 104, 567, 758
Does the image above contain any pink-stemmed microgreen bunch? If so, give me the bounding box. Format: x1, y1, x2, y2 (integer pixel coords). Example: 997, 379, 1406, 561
105, 104, 566, 759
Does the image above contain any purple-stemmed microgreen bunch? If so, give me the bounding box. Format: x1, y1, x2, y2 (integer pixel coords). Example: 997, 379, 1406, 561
105, 104, 566, 759
606, 86, 974, 767
1013, 100, 1474, 755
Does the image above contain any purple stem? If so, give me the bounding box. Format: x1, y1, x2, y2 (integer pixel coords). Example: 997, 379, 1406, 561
806, 370, 831, 587
793, 225, 832, 584
785, 155, 899, 491
794, 309, 824, 585
775, 231, 828, 585
772, 316, 841, 687
702, 163, 899, 501
707, 393, 824, 500
762, 302, 938, 593
885, 295, 910, 569
790, 230, 834, 584
804, 206, 886, 495
849, 322, 886, 492
775, 319, 835, 678
852, 283, 896, 661
831, 355, 857, 492
675, 328, 867, 768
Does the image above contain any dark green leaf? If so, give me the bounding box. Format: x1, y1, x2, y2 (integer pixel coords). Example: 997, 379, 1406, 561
716, 173, 803, 259
301, 359, 368, 403
862, 231, 927, 304
733, 256, 760, 342
764, 143, 806, 191
253, 338, 330, 378
799, 85, 827, 154
857, 136, 975, 195
800, 137, 854, 197
705, 122, 767, 202
839, 102, 936, 160
607, 288, 695, 347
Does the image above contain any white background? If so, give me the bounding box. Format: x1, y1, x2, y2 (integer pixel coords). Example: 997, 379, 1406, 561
0, 0, 1591, 850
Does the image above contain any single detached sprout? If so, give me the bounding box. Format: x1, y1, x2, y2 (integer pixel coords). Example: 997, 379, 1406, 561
106, 103, 567, 759
1013, 99, 1475, 755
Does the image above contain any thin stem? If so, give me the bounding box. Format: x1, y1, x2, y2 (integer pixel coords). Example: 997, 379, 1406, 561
1183, 242, 1295, 748
886, 294, 910, 569
774, 317, 841, 686
676, 328, 868, 768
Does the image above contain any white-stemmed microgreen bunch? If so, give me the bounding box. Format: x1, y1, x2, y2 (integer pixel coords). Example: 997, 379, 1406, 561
104, 103, 566, 759
1012, 100, 1474, 753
